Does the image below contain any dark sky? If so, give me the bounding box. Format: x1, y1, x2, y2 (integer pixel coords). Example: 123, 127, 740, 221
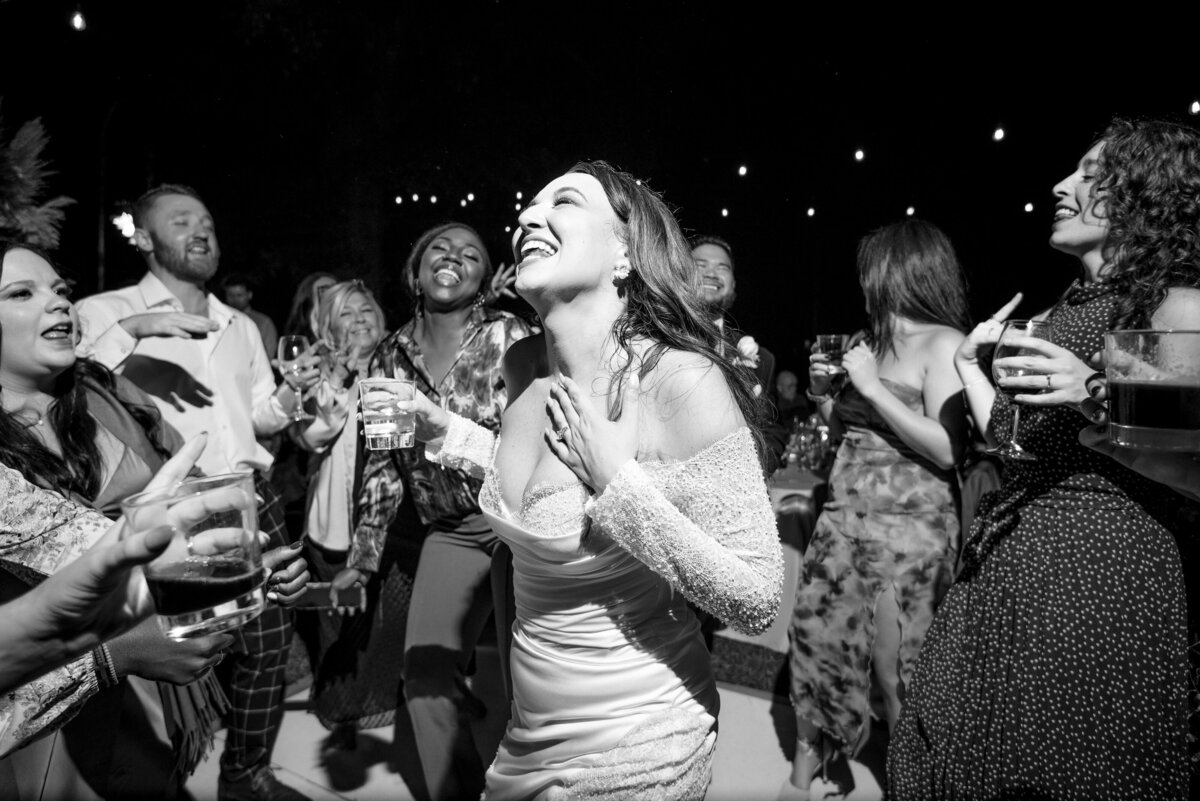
3, 1, 1198, 374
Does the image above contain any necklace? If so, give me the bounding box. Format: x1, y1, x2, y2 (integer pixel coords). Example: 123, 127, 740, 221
8, 406, 47, 428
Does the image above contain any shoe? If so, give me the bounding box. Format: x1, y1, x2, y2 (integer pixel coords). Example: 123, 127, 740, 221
218, 765, 312, 801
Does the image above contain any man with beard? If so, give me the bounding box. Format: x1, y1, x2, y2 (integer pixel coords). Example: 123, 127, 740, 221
75, 184, 316, 801
690, 234, 777, 398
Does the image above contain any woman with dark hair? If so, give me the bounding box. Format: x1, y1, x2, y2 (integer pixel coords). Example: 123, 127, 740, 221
786, 219, 969, 794
889, 119, 1200, 799
342, 222, 531, 800
396, 161, 783, 799
0, 242, 234, 798
283, 270, 338, 341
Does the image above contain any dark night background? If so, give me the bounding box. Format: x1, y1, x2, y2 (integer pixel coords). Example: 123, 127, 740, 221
2, 1, 1197, 378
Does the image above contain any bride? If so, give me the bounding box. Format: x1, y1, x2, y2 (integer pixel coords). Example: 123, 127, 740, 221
398, 160, 784, 800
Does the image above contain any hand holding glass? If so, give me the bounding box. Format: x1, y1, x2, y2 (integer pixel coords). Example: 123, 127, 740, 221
815, 334, 850, 373
1105, 329, 1200, 450
277, 335, 314, 422
989, 319, 1053, 461
120, 473, 264, 640
359, 377, 416, 449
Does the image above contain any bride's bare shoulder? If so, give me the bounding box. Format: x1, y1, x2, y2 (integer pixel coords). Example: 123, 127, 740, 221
638, 347, 744, 455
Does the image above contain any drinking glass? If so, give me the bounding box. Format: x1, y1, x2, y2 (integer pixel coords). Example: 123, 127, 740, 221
1104, 329, 1200, 450
277, 335, 314, 422
814, 334, 850, 373
988, 319, 1053, 461
120, 473, 264, 640
359, 377, 416, 449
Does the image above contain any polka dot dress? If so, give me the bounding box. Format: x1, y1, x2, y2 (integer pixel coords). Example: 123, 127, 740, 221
888, 281, 1194, 800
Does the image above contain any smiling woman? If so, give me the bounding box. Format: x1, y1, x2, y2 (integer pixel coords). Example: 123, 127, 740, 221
391, 160, 783, 800
339, 221, 533, 801
890, 118, 1200, 800
0, 240, 234, 798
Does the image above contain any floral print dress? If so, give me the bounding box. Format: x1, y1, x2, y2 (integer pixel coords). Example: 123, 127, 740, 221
789, 378, 959, 754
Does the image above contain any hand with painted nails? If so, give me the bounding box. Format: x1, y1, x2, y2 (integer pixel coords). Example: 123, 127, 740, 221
106, 616, 234, 685
262, 542, 310, 606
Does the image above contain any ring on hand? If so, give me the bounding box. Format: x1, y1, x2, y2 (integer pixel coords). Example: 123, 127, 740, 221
1045, 374, 1053, 389
555, 425, 569, 441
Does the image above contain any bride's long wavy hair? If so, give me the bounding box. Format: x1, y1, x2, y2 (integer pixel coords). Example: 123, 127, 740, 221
568, 160, 765, 464
1094, 118, 1200, 328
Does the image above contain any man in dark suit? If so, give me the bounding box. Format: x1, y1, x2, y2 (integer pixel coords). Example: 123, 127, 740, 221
690, 234, 776, 397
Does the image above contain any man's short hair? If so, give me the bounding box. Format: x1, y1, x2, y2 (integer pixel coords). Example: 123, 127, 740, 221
688, 234, 735, 271
132, 183, 205, 229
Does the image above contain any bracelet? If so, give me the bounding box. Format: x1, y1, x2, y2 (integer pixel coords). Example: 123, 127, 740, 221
93, 643, 120, 688
962, 377, 991, 391
805, 388, 832, 404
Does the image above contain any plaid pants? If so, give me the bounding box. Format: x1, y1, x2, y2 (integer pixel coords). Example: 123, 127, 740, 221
218, 473, 295, 779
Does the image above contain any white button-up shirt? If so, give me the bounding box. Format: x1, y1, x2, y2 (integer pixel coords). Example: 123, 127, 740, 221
75, 272, 294, 476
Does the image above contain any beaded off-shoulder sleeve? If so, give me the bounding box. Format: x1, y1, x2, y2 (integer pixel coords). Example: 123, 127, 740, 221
424, 411, 498, 479
585, 428, 783, 635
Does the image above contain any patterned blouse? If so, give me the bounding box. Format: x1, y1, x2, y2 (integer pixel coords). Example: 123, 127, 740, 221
349, 306, 532, 572
1, 465, 111, 757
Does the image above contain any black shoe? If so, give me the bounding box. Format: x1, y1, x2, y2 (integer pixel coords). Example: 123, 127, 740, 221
218, 766, 312, 801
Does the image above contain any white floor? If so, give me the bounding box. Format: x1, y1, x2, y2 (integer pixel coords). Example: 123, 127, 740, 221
185, 674, 882, 801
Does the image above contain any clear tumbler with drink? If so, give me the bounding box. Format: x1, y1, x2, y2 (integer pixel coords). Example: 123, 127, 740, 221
120, 473, 265, 640
359, 377, 416, 450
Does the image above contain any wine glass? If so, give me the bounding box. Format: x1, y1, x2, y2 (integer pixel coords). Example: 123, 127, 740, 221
277, 334, 314, 422
988, 319, 1053, 461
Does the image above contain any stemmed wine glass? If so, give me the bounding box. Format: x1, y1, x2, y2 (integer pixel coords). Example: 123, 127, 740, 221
277, 334, 314, 422
988, 319, 1053, 461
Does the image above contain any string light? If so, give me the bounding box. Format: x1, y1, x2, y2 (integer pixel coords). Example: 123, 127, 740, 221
721, 208, 729, 217
394, 196, 402, 204
906, 206, 915, 216
993, 127, 1005, 141
467, 192, 475, 201
854, 149, 864, 161
515, 191, 523, 200
505, 226, 512, 233
514, 203, 521, 211
430, 195, 437, 204
738, 165, 748, 176
807, 208, 815, 217
70, 9, 86, 31
460, 199, 467, 207
1191, 100, 1200, 115
1024, 202, 1034, 212
412, 194, 419, 202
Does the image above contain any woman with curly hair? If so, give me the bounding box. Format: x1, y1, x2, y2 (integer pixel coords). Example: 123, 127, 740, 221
397, 161, 783, 799
889, 119, 1200, 799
